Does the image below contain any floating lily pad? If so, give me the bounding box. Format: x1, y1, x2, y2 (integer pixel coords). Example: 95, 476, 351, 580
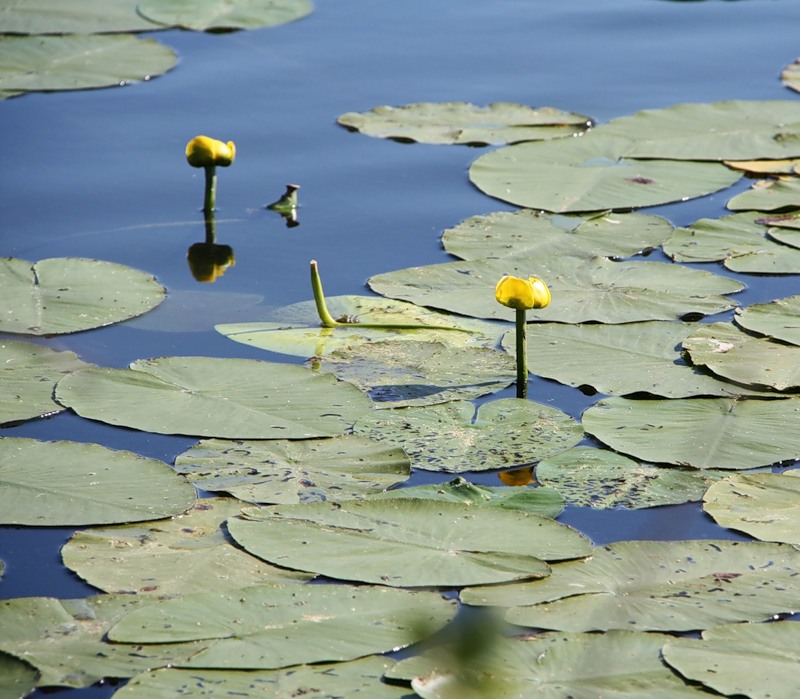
0, 339, 90, 425
0, 35, 176, 94
353, 398, 583, 473
0, 651, 38, 699
61, 497, 311, 595
768, 226, 800, 249
173, 436, 410, 504
757, 210, 800, 232
724, 158, 800, 176
727, 177, 800, 212
114, 656, 406, 699
391, 631, 710, 699
662, 621, 800, 699
782, 57, 800, 94
0, 0, 163, 34
0, 595, 210, 688
442, 210, 673, 261
594, 100, 800, 160
337, 102, 591, 145
228, 498, 590, 587
702, 471, 800, 545
55, 356, 372, 439
0, 437, 195, 526
683, 322, 800, 391
369, 254, 743, 323
508, 321, 773, 398
469, 131, 741, 212
461, 540, 800, 632
735, 294, 800, 346
309, 340, 514, 408
536, 447, 728, 509
108, 583, 456, 669
137, 0, 313, 31
582, 396, 800, 469
0, 257, 165, 335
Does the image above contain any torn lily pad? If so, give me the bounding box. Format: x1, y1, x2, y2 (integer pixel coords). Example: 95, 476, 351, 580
735, 294, 800, 346
137, 0, 313, 32
337, 102, 591, 145
173, 436, 410, 504
353, 398, 583, 473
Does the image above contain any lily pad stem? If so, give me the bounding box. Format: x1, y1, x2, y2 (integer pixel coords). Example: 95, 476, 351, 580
203, 165, 217, 216
516, 308, 528, 399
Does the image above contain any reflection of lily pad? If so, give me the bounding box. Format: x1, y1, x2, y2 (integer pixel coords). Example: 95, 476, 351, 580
0, 0, 163, 34
61, 497, 312, 595
703, 471, 800, 545
137, 0, 313, 31
337, 102, 591, 145
735, 294, 800, 346
55, 356, 372, 439
582, 396, 800, 469
469, 131, 740, 212
228, 498, 591, 587
0, 437, 195, 526
353, 398, 583, 473
173, 436, 410, 504
727, 178, 800, 212
369, 254, 743, 323
462, 540, 800, 632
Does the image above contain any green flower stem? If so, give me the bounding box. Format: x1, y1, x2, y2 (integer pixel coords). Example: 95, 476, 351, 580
203, 165, 217, 216
515, 308, 528, 399
310, 260, 340, 328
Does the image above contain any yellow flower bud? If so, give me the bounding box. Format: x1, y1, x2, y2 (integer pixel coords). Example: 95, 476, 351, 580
495, 275, 551, 310
185, 135, 236, 168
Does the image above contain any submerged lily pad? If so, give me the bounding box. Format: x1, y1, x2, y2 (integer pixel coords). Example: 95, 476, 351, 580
55, 356, 372, 439
727, 177, 800, 212
337, 102, 591, 145
683, 322, 800, 391
582, 396, 800, 469
0, 437, 195, 526
369, 254, 743, 323
108, 583, 456, 669
228, 498, 591, 587
0, 35, 176, 94
0, 339, 89, 425
137, 0, 313, 31
353, 398, 583, 473
702, 471, 800, 545
536, 447, 727, 509
61, 497, 312, 595
735, 294, 800, 346
461, 540, 800, 632
0, 0, 163, 34
469, 131, 740, 212
662, 621, 800, 699
173, 436, 410, 504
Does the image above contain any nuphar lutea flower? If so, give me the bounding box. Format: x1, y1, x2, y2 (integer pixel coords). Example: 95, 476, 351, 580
185, 135, 236, 168
495, 275, 551, 311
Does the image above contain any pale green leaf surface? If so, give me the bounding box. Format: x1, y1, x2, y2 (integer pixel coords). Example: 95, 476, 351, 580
137, 0, 313, 31
735, 294, 800, 346
0, 651, 37, 699
769, 226, 800, 249
727, 178, 800, 212
0, 0, 162, 34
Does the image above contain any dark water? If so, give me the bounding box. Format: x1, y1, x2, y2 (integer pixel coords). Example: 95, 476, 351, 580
2, 1, 800, 695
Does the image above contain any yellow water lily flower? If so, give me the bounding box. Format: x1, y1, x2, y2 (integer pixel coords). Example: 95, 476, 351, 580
495, 275, 551, 311
185, 135, 236, 168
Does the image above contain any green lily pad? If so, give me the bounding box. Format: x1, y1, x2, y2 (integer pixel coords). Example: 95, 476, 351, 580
0, 595, 210, 688
468, 131, 741, 212
0, 0, 163, 34
54, 356, 372, 439
757, 210, 800, 232
683, 322, 800, 391
369, 254, 743, 323
769, 226, 800, 249
0, 35, 176, 94
309, 340, 515, 408
353, 398, 583, 473
735, 294, 800, 346
0, 339, 89, 425
217, 294, 503, 359
0, 651, 38, 699
783, 58, 800, 94
582, 396, 800, 469
113, 656, 407, 699
108, 583, 456, 669
593, 100, 800, 160
137, 0, 313, 31
662, 621, 800, 699
337, 102, 591, 145
0, 437, 195, 526
228, 498, 590, 587
61, 497, 312, 595
508, 321, 773, 398
536, 447, 728, 509
391, 631, 710, 699
0, 257, 165, 335
173, 436, 410, 504
461, 540, 800, 632
702, 471, 800, 545
442, 210, 673, 261
727, 178, 800, 212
